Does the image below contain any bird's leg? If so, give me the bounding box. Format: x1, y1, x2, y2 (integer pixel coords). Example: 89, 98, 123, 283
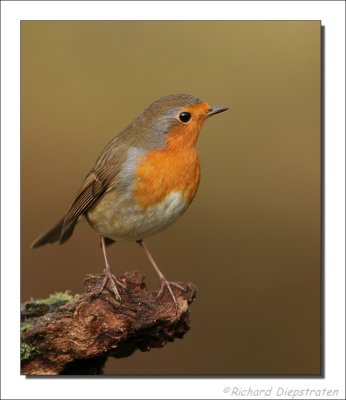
137, 240, 184, 311
96, 236, 123, 300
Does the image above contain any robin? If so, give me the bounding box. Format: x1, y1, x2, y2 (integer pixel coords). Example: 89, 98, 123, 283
31, 93, 228, 309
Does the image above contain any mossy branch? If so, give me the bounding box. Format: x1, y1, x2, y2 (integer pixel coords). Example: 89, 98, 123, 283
21, 271, 197, 375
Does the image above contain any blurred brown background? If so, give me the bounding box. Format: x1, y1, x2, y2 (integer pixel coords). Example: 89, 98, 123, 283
21, 21, 321, 375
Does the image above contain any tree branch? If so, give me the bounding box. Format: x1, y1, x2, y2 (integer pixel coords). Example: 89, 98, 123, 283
21, 271, 197, 375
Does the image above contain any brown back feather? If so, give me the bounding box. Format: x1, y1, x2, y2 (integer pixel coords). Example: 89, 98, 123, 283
60, 164, 120, 243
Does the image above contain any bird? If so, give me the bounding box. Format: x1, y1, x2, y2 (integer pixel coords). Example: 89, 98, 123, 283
31, 93, 228, 309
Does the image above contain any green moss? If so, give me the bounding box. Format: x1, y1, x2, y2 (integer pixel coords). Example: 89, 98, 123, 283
23, 291, 76, 318
36, 291, 74, 306
21, 342, 38, 361
20, 321, 33, 333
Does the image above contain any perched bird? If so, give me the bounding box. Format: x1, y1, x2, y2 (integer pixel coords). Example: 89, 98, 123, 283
31, 93, 228, 308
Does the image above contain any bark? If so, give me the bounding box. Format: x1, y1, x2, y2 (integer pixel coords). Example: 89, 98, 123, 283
21, 271, 197, 375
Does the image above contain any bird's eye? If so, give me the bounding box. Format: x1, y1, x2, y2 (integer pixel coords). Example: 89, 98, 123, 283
179, 112, 192, 123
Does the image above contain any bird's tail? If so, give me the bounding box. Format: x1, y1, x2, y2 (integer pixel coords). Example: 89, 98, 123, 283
31, 216, 70, 248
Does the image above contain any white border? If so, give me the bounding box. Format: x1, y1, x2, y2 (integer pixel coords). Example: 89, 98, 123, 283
1, 1, 345, 399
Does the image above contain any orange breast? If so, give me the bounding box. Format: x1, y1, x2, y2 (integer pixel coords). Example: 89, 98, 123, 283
133, 101, 209, 208
134, 147, 201, 208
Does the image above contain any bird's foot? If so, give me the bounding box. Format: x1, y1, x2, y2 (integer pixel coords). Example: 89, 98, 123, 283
111, 273, 127, 290
157, 278, 186, 312
96, 266, 123, 301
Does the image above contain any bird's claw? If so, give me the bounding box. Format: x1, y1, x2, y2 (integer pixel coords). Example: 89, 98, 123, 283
157, 279, 185, 312
96, 267, 122, 301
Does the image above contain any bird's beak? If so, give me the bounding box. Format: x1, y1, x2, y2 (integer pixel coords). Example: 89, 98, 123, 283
205, 106, 229, 118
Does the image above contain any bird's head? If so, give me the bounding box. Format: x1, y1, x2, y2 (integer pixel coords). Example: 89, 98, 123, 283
127, 93, 229, 150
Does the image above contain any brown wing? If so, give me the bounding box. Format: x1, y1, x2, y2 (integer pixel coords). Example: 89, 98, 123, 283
31, 132, 129, 248
60, 165, 119, 243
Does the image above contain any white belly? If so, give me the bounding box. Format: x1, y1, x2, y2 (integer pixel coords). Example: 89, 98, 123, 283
87, 190, 187, 241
